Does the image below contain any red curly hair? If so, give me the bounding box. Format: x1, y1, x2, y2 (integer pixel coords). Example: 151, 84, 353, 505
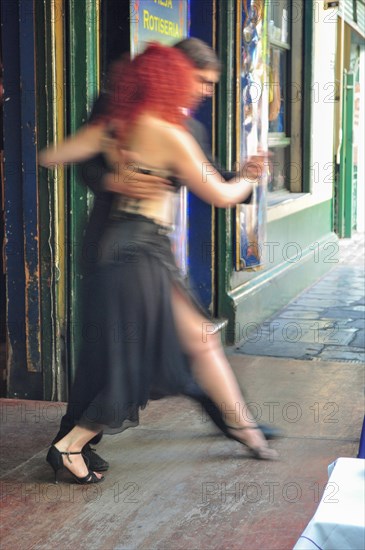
104, 43, 195, 142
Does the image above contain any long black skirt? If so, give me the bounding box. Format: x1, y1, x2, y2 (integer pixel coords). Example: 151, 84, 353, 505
68, 213, 204, 433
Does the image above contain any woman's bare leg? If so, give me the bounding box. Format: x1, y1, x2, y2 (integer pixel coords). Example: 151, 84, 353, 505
171, 287, 277, 458
54, 426, 104, 479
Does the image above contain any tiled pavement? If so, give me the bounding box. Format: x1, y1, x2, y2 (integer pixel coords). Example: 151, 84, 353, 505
234, 233, 365, 363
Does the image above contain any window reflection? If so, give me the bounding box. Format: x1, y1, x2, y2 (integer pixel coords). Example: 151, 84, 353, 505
268, 47, 286, 133
268, 146, 290, 192
268, 0, 290, 45
268, 1, 291, 193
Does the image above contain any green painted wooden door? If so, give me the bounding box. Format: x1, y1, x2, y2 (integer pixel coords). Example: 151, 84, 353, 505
67, 0, 100, 384
337, 70, 355, 238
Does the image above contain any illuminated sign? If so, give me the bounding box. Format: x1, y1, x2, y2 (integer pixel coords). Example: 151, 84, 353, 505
130, 0, 188, 55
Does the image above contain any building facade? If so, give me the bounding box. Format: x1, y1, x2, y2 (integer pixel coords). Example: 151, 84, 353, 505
1, 0, 364, 400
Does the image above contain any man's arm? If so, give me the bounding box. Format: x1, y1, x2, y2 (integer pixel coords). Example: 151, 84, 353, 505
78, 154, 110, 195
77, 94, 111, 194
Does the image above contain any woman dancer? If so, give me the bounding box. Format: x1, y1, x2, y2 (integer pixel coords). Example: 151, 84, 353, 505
40, 43, 277, 485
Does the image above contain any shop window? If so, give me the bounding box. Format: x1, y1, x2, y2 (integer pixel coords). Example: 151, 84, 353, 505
267, 0, 304, 197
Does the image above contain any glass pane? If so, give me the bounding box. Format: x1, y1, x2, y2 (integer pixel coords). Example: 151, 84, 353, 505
268, 146, 290, 192
268, 47, 287, 133
268, 0, 290, 45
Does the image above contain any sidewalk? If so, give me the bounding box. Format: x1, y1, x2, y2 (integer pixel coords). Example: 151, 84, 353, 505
0, 234, 364, 550
0, 360, 363, 550
234, 232, 365, 363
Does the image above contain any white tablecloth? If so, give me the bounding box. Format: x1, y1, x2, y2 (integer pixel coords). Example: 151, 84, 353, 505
293, 458, 365, 549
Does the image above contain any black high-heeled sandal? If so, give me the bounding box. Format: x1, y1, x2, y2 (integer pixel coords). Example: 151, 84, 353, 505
46, 445, 105, 484
224, 425, 278, 460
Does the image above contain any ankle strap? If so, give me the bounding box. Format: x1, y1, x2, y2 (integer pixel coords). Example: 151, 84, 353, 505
59, 450, 82, 455
55, 447, 82, 464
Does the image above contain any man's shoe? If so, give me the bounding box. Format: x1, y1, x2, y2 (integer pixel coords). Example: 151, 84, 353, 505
82, 444, 110, 472
223, 422, 283, 441
258, 424, 283, 440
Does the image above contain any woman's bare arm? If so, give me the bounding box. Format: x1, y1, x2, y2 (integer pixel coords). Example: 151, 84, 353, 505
38, 124, 105, 168
164, 125, 260, 207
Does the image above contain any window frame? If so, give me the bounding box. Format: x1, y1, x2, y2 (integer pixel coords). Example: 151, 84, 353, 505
267, 0, 304, 197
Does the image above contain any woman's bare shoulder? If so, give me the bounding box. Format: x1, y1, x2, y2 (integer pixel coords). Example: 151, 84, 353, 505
136, 113, 190, 140
128, 114, 194, 166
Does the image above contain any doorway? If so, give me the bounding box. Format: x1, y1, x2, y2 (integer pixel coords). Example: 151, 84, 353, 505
0, 15, 6, 396
101, 0, 131, 78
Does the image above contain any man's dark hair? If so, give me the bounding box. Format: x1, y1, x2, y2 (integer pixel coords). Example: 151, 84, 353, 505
173, 37, 221, 72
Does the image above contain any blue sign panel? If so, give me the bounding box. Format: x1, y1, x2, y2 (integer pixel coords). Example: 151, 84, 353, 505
130, 0, 188, 55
